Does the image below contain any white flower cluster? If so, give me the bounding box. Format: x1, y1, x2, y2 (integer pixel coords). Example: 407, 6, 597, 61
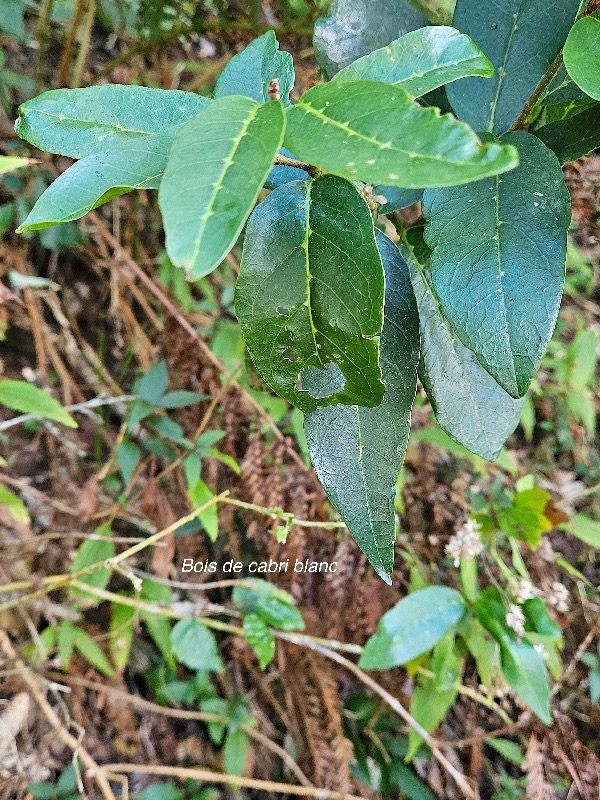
546, 581, 570, 614
505, 604, 526, 639
445, 518, 483, 567
511, 577, 536, 604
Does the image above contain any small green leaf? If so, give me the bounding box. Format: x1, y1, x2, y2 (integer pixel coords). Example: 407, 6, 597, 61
136, 361, 168, 405
485, 738, 525, 767
522, 597, 562, 641
137, 784, 184, 800
406, 678, 458, 760
57, 620, 76, 669
563, 17, 600, 101
233, 579, 304, 631
334, 26, 493, 97
72, 626, 115, 677
17, 136, 171, 231
500, 638, 551, 725
567, 329, 598, 390
214, 30, 294, 106
404, 231, 522, 460
243, 613, 276, 669
0, 379, 77, 427
236, 175, 385, 413
424, 132, 571, 398
314, 0, 427, 79
159, 96, 285, 280
15, 85, 209, 158
0, 155, 31, 175
447, 0, 581, 134
569, 514, 600, 548
69, 522, 115, 598
170, 618, 224, 672
359, 587, 465, 669
109, 601, 135, 671
155, 390, 208, 408
117, 440, 142, 486
304, 232, 419, 581
223, 728, 248, 777
284, 81, 519, 189
188, 479, 218, 541
0, 484, 30, 524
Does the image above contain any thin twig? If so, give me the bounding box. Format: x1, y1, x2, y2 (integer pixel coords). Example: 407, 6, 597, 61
278, 634, 478, 800
0, 394, 137, 432
44, 671, 313, 789
95, 763, 364, 800
0, 631, 117, 800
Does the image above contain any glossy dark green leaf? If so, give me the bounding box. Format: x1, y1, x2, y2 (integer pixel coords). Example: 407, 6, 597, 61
159, 96, 285, 280
423, 132, 571, 398
17, 135, 171, 231
284, 81, 519, 190
403, 230, 522, 460
214, 30, 294, 106
236, 175, 385, 413
359, 587, 466, 668
563, 16, 600, 101
304, 232, 419, 582
447, 0, 581, 134
314, 0, 427, 79
534, 103, 600, 163
15, 85, 209, 158
334, 26, 493, 97
374, 186, 423, 214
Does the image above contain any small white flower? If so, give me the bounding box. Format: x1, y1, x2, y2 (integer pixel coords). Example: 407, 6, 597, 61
445, 518, 483, 566
547, 581, 570, 614
534, 643, 549, 662
505, 604, 526, 639
512, 577, 536, 604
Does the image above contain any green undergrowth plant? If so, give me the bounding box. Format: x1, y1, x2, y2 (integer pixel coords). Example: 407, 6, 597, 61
12, 0, 600, 583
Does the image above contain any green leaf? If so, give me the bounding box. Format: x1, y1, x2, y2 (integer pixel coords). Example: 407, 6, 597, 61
388, 761, 435, 800
563, 17, 600, 101
0, 0, 28, 39
15, 85, 209, 158
136, 360, 168, 404
284, 81, 519, 189
159, 96, 285, 280
374, 186, 423, 214
567, 329, 598, 390
57, 620, 76, 669
423, 132, 571, 398
117, 440, 142, 486
214, 30, 294, 106
16, 135, 170, 231
0, 484, 30, 524
304, 232, 419, 582
188, 479, 218, 541
497, 487, 553, 548
0, 155, 31, 175
569, 514, 600, 548
447, 0, 581, 134
155, 390, 208, 408
236, 175, 385, 413
522, 597, 562, 641
243, 613, 276, 669
314, 0, 427, 79
403, 231, 522, 460
359, 586, 466, 669
137, 784, 184, 800
334, 26, 493, 97
485, 738, 525, 767
0, 379, 77, 427
170, 618, 224, 672
109, 601, 135, 671
500, 638, 551, 725
69, 522, 115, 598
406, 679, 458, 760
535, 103, 600, 163
223, 728, 248, 777
72, 626, 115, 677
233, 579, 304, 631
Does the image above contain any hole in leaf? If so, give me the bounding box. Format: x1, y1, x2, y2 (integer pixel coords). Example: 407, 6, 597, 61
276, 307, 289, 316
282, 348, 298, 362
298, 362, 345, 399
